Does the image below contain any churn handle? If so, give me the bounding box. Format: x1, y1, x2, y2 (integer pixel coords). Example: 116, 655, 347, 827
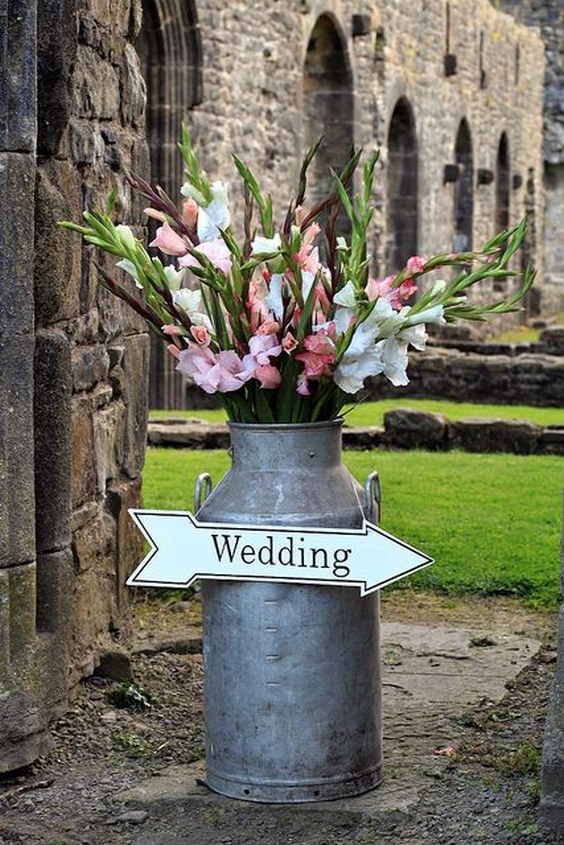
194, 472, 213, 513
364, 471, 381, 524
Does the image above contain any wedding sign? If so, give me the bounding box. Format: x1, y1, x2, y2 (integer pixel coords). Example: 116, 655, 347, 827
126, 509, 433, 595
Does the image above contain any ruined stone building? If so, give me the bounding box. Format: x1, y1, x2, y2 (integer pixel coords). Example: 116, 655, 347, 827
0, 0, 550, 769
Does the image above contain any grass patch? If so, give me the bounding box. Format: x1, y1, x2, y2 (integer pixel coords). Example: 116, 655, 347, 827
142, 448, 563, 609
149, 399, 564, 428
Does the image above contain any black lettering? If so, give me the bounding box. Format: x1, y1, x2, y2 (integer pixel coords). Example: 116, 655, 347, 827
311, 547, 329, 569
278, 536, 294, 566
333, 548, 351, 578
258, 535, 274, 565
241, 545, 256, 564
211, 533, 241, 563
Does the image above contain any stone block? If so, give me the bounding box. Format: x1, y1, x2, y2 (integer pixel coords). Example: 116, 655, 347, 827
0, 1, 36, 151
72, 345, 110, 392
37, 0, 77, 156
72, 44, 121, 119
107, 478, 143, 614
383, 409, 449, 451
93, 401, 126, 490
34, 329, 72, 555
71, 394, 98, 508
451, 418, 541, 455
34, 158, 83, 325
0, 333, 35, 569
72, 502, 113, 575
36, 547, 74, 635
120, 43, 146, 128
0, 153, 35, 334
0, 563, 36, 676
119, 334, 150, 479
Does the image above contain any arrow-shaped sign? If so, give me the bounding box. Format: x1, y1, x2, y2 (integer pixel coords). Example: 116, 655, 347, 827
126, 509, 433, 596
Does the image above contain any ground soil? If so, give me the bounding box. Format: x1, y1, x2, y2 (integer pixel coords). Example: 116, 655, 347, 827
0, 591, 562, 845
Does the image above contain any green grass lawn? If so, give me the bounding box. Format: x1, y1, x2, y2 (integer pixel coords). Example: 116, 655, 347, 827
149, 398, 564, 428
142, 447, 563, 609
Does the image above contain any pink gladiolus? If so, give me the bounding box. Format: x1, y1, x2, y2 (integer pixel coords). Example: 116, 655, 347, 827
248, 333, 282, 365
366, 275, 417, 308
162, 324, 184, 336
246, 276, 269, 334
179, 238, 232, 275
295, 329, 335, 380
190, 325, 211, 346
144, 207, 167, 223
150, 221, 189, 256
282, 332, 298, 353
257, 320, 280, 336
167, 343, 181, 360
406, 255, 426, 275
254, 364, 282, 389
295, 223, 321, 274
182, 199, 199, 230
176, 345, 251, 394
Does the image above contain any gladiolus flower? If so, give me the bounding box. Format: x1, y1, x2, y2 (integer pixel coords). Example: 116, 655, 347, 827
180, 238, 232, 275
405, 255, 426, 275
167, 343, 181, 360
190, 325, 211, 346
143, 208, 167, 223
257, 321, 280, 336
254, 364, 282, 389
182, 199, 199, 230
150, 221, 189, 256
176, 345, 251, 394
251, 234, 282, 255
282, 332, 298, 353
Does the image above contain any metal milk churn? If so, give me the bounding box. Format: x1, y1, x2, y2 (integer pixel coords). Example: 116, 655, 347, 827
195, 420, 382, 803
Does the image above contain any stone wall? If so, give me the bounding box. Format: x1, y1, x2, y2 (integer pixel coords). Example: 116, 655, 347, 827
142, 0, 547, 408
0, 0, 149, 771
499, 0, 564, 309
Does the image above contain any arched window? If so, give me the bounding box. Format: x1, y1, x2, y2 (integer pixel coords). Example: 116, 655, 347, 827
386, 98, 418, 274
303, 14, 354, 239
494, 133, 510, 292
495, 133, 510, 233
453, 119, 473, 254
138, 0, 202, 409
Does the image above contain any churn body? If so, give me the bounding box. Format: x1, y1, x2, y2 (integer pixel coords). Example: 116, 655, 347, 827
197, 420, 382, 803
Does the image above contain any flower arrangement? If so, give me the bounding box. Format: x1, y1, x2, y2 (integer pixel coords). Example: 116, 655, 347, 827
61, 128, 534, 424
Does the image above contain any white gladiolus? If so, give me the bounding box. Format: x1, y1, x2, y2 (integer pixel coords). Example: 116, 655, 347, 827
251, 234, 282, 255
163, 265, 186, 291
116, 258, 142, 288
264, 273, 284, 320
173, 288, 212, 330
115, 224, 136, 250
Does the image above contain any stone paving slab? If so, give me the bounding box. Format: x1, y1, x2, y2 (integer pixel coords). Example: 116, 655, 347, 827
119, 622, 541, 826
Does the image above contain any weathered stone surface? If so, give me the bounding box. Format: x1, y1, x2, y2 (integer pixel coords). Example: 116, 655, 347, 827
451, 417, 542, 455
384, 409, 449, 451
107, 477, 143, 614
34, 158, 83, 325
0, 1, 36, 151
36, 548, 74, 636
72, 345, 111, 392
0, 153, 35, 334
72, 45, 121, 120
367, 348, 564, 408
0, 563, 35, 675
541, 326, 564, 356
34, 329, 72, 555
71, 394, 98, 508
119, 334, 150, 479
0, 334, 35, 569
540, 503, 564, 833
96, 648, 133, 681
37, 0, 77, 156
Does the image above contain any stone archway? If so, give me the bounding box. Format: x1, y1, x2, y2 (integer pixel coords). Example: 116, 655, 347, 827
453, 119, 473, 254
386, 97, 418, 274
138, 0, 203, 409
302, 14, 354, 239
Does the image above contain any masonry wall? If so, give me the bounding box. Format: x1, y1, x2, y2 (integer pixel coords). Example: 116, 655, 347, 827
0, 0, 148, 770
500, 0, 564, 309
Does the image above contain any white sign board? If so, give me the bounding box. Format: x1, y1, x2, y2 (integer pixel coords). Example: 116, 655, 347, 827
126, 509, 433, 596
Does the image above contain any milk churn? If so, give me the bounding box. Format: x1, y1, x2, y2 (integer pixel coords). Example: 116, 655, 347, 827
195, 419, 382, 803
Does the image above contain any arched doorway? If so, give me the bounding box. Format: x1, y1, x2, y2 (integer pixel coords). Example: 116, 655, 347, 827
386, 97, 418, 274
138, 0, 202, 409
302, 14, 354, 239
453, 119, 473, 254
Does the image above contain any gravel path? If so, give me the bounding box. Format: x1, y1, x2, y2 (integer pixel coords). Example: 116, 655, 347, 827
0, 594, 562, 845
